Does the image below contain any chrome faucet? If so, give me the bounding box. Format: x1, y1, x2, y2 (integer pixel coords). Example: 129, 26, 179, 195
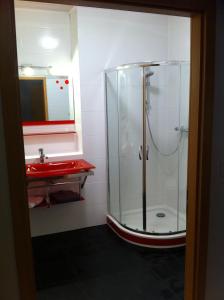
39, 148, 47, 164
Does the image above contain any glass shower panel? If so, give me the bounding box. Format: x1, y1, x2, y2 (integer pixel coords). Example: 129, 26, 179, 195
178, 63, 190, 231
106, 71, 121, 222
118, 67, 143, 231
145, 64, 180, 233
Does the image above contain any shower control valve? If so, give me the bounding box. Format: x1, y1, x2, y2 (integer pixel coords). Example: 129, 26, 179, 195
174, 126, 189, 133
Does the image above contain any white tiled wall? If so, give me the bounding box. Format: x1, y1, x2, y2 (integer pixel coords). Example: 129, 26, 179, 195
167, 17, 190, 216
102, 10, 190, 221
15, 8, 72, 72
167, 16, 191, 61
15, 7, 80, 160
18, 5, 190, 236
76, 7, 169, 229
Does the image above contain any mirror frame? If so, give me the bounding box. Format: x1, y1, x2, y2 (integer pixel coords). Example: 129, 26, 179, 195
19, 76, 75, 126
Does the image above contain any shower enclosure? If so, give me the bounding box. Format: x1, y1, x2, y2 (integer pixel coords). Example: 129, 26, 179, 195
105, 61, 190, 248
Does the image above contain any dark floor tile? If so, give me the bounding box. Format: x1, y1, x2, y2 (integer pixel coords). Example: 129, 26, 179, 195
79, 272, 163, 300
33, 225, 185, 300
37, 282, 91, 300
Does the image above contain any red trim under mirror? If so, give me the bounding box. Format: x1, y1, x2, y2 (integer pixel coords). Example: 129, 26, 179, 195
22, 120, 75, 126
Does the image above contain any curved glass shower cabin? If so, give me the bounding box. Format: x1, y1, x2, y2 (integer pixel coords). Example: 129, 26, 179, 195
105, 61, 190, 248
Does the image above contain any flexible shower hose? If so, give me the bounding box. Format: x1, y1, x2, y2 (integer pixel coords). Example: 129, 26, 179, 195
146, 106, 183, 156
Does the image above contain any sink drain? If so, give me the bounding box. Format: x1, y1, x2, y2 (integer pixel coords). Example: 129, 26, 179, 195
156, 212, 166, 218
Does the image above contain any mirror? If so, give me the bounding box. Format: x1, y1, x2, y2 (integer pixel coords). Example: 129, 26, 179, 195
19, 76, 74, 122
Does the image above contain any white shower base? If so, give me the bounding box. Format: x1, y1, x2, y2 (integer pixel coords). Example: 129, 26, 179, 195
121, 205, 186, 234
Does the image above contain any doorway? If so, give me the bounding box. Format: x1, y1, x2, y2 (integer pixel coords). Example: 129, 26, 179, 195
0, 1, 215, 300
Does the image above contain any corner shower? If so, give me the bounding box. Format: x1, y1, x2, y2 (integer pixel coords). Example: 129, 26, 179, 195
105, 61, 190, 248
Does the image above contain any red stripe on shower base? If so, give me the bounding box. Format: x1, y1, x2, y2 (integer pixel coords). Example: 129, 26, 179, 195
107, 215, 186, 248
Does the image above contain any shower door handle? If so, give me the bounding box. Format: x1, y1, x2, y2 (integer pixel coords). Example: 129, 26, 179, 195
146, 145, 149, 160
139, 145, 143, 160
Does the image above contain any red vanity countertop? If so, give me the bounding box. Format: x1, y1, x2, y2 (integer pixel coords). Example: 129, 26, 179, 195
26, 159, 95, 178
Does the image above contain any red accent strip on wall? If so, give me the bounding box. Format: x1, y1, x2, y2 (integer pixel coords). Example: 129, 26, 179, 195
22, 120, 75, 126
107, 216, 186, 247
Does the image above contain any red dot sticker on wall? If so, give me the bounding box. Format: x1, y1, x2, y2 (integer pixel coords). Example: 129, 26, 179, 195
56, 80, 59, 84
60, 86, 63, 90
65, 79, 69, 85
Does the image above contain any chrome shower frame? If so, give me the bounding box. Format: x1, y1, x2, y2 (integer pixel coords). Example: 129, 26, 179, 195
105, 60, 189, 232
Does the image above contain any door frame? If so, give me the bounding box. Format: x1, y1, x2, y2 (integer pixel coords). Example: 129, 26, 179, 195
0, 1, 215, 300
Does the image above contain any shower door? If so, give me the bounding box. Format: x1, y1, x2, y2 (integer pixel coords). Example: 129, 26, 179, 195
145, 63, 189, 234
106, 70, 121, 222
118, 67, 144, 231
106, 67, 144, 231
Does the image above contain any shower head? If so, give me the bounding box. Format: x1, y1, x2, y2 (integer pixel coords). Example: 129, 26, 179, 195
145, 71, 154, 88
145, 71, 154, 78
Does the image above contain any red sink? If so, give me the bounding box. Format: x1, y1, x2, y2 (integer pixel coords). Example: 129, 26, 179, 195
26, 159, 95, 178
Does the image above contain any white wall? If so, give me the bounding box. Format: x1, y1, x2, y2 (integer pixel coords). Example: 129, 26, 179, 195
15, 7, 80, 160
78, 7, 169, 232
15, 8, 71, 73
167, 16, 191, 61
163, 16, 190, 222
78, 7, 190, 231
151, 16, 190, 222
30, 7, 170, 236
20, 6, 190, 236
104, 10, 190, 230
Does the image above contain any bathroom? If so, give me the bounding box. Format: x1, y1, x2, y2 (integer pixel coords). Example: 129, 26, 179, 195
15, 1, 190, 299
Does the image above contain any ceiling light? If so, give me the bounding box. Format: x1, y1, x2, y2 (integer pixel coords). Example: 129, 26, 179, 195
40, 36, 59, 50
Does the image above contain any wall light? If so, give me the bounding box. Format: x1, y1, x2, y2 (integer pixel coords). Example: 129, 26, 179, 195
40, 36, 59, 50
23, 66, 34, 76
